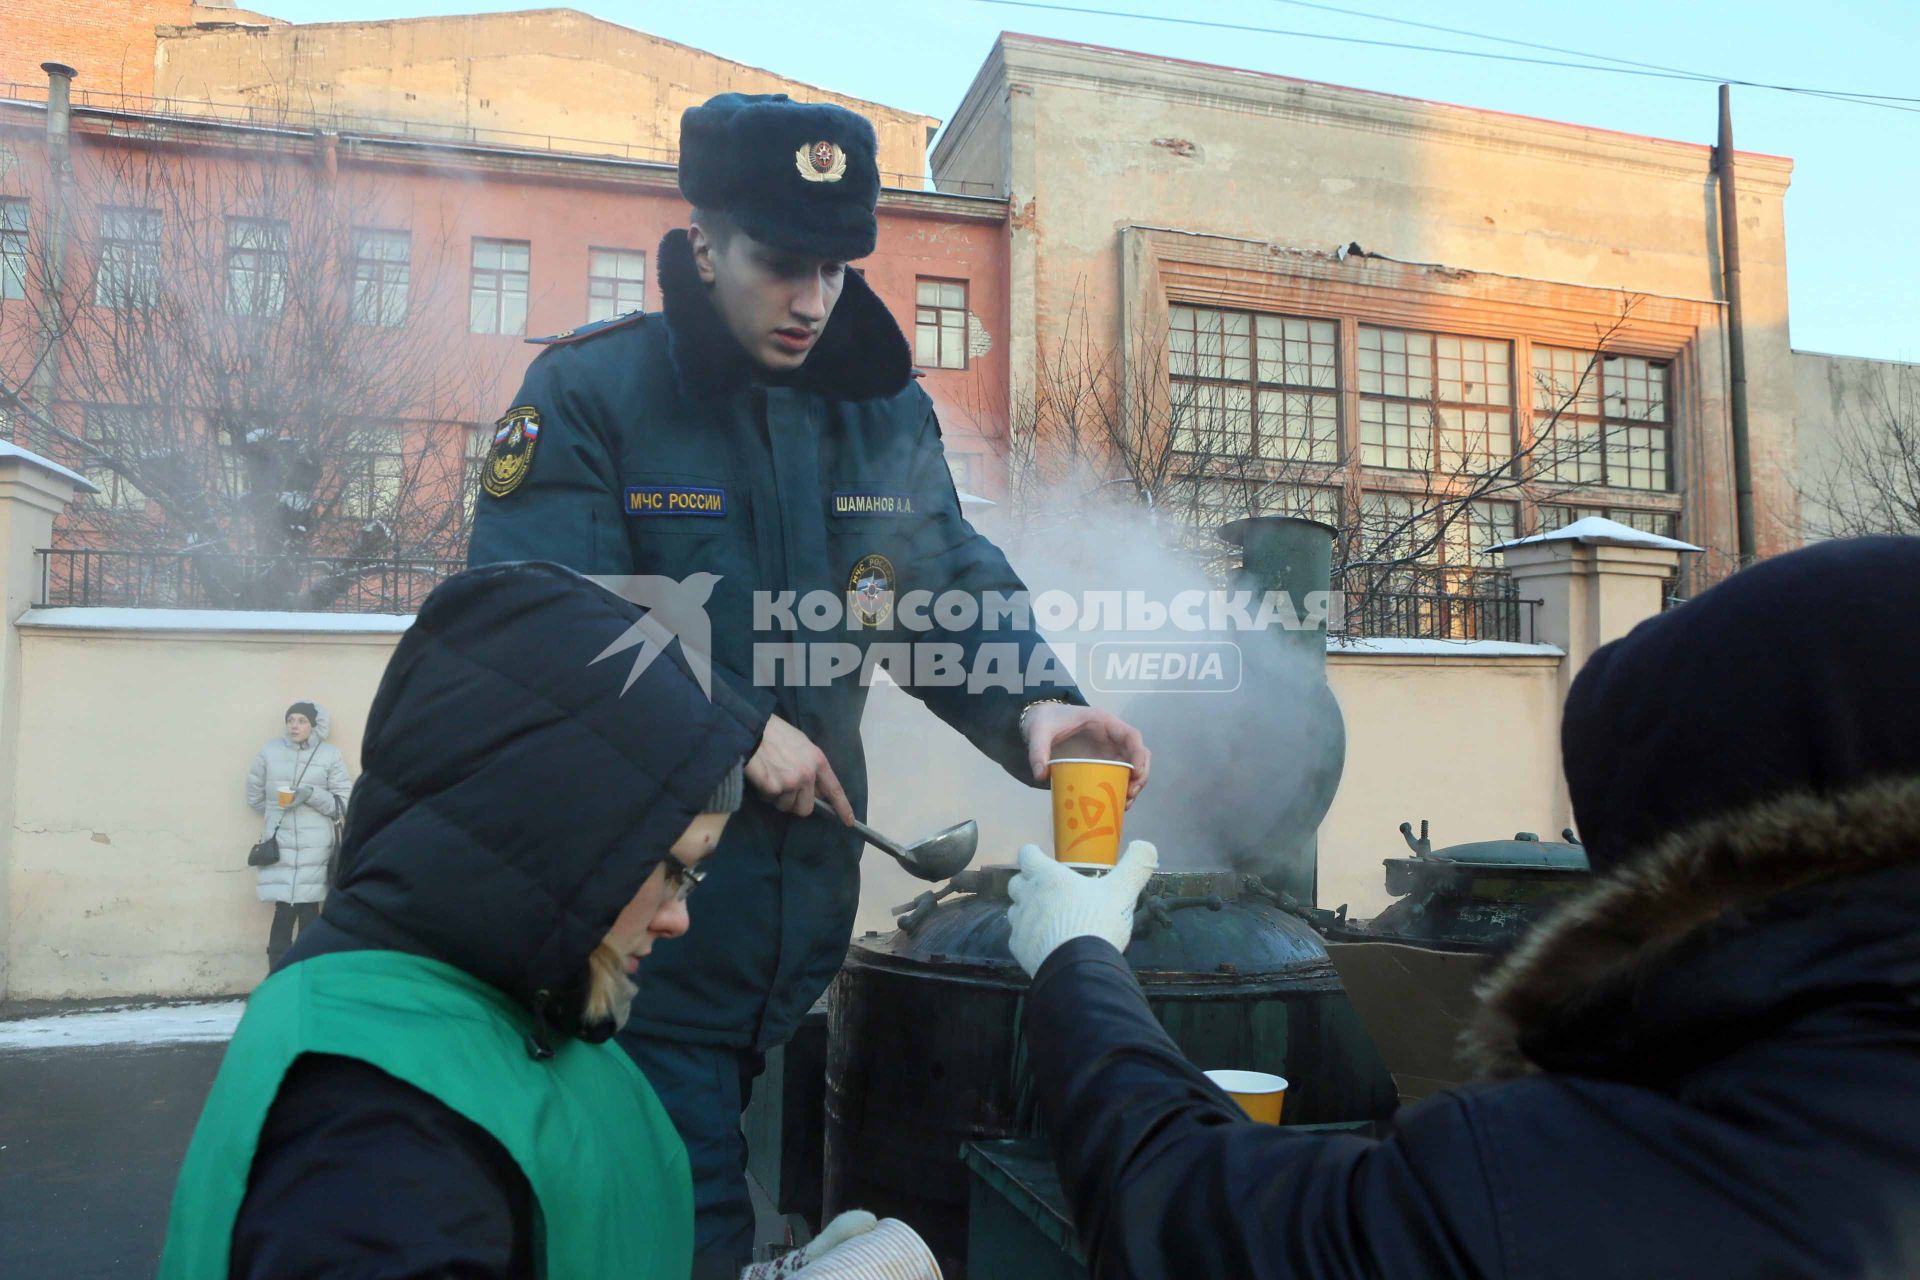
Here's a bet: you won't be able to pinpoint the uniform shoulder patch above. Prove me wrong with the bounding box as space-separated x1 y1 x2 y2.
525 310 647 348
482 405 541 499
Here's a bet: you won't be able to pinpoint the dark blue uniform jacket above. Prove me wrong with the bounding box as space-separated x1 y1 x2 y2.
1024 781 1920 1278
469 231 1081 1050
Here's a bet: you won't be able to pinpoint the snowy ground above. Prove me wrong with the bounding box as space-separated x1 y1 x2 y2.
0 1001 243 1053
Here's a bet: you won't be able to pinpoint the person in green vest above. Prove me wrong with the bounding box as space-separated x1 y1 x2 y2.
159 561 768 1280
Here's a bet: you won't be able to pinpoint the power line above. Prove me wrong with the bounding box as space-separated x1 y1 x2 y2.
965 0 1920 116
1258 0 1920 104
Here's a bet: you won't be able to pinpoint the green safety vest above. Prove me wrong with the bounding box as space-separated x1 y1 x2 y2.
158 949 691 1279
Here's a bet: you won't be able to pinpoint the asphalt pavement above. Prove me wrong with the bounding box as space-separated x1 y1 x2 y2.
1 1038 225 1278
0 1001 796 1278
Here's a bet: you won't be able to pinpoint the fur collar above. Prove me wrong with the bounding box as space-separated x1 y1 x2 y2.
655 228 913 403
1462 776 1920 1081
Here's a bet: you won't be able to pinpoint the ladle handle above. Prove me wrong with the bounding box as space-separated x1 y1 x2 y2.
819 809 908 861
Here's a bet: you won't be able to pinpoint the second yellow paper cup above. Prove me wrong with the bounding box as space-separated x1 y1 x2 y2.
1204 1069 1289 1124
1050 757 1132 866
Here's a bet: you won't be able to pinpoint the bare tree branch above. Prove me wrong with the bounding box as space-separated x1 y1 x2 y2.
1799 363 1920 539
0 123 489 608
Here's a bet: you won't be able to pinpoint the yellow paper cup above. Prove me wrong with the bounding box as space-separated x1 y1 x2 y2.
1050 757 1132 866
276 785 296 807
1205 1069 1288 1124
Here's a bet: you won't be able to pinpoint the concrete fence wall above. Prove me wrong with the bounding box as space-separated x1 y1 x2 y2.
9 613 403 997
0 445 1684 1000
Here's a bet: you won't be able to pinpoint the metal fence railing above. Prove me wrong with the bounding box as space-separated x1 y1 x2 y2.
1333 568 1538 644
35 548 465 614
35 548 1540 637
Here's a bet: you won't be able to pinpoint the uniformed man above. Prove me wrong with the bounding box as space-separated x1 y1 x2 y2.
468 92 1149 1276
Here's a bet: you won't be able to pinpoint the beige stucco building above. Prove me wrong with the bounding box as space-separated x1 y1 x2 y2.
935 35 1810 583
152 8 940 182
1792 350 1919 538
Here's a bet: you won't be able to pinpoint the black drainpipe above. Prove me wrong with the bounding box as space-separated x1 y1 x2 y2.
1715 84 1757 565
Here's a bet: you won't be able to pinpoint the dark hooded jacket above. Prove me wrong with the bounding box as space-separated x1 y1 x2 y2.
467 230 1082 1051
224 561 765 1278
1021 537 1920 1279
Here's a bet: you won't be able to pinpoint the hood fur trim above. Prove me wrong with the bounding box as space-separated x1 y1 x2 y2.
655 229 912 403
1462 775 1920 1080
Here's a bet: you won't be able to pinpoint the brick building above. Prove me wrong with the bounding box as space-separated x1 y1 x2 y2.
0 63 1008 576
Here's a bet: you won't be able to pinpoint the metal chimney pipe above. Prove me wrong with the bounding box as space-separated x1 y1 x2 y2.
40 62 76 154
29 63 80 445
1217 516 1346 905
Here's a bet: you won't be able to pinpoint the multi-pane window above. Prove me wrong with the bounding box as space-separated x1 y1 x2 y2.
83 406 153 509
588 248 646 322
341 427 406 520
96 206 162 308
1 198 26 300
1170 378 1253 458
1265 484 1342 526
1603 355 1670 491
946 452 978 496
1442 499 1518 566
1358 326 1512 473
226 217 289 317
216 438 248 500
463 425 491 527
1532 347 1671 491
470 238 529 335
916 279 968 370
351 229 410 328
1170 306 1338 463
1358 491 1435 564
1608 507 1677 537
1542 505 1678 538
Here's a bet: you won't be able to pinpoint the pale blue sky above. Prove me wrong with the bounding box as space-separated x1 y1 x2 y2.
257 0 1919 362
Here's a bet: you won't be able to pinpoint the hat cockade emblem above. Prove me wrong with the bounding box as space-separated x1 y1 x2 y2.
796 140 847 183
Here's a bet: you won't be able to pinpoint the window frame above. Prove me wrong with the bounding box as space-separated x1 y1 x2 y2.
587 246 646 323
462 424 492 529
351 227 411 329
1168 304 1341 465
225 216 290 318
81 404 155 510
915 277 970 371
0 197 26 301
469 237 530 336
95 205 162 309
1530 345 1674 493
339 425 408 522
1356 324 1515 475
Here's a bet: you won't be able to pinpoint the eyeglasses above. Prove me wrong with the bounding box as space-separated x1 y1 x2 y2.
663 856 707 903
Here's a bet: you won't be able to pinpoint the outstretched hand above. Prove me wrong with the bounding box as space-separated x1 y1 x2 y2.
1022 704 1150 805
1006 841 1159 977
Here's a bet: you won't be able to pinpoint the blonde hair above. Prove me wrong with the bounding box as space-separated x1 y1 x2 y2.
579 942 638 1037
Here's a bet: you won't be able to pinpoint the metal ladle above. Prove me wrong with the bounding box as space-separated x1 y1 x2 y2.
822 810 979 882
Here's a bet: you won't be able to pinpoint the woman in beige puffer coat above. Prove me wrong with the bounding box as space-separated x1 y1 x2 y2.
246 700 352 968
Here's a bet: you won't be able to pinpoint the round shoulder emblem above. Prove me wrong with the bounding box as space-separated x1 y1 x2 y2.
847 553 896 629
795 140 847 184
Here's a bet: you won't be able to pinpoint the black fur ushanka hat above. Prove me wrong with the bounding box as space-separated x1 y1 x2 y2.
678 92 882 261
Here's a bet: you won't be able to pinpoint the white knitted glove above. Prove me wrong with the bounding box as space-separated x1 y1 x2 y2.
740 1212 942 1280
1006 841 1158 977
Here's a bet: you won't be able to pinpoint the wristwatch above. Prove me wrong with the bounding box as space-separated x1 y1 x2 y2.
1018 697 1072 731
